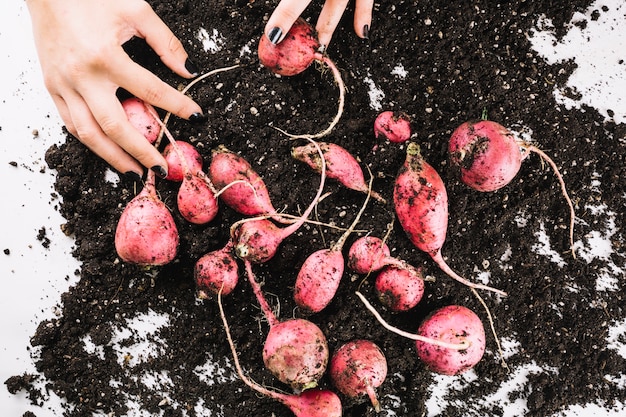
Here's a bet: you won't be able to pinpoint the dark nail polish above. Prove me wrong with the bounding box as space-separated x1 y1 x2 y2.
268 27 282 45
185 58 199 77
151 165 168 179
362 24 370 40
188 112 207 124
123 171 142 183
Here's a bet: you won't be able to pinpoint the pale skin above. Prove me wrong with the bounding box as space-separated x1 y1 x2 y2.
26 0 374 178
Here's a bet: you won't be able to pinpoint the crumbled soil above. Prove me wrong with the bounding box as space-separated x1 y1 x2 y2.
7 1 626 416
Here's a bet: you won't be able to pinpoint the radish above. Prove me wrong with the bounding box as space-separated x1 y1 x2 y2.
356 292 483 375
245 260 329 391
347 235 420 277
291 141 386 203
448 118 576 257
394 142 506 296
162 140 203 182
194 242 239 299
374 111 412 143
375 265 425 312
258 18 345 140
114 169 179 266
329 339 387 412
217 290 342 417
121 97 159 144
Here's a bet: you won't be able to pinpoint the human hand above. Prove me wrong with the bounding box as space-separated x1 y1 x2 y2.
26 0 205 179
264 0 374 48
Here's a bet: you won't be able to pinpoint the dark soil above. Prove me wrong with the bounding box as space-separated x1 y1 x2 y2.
7 1 626 416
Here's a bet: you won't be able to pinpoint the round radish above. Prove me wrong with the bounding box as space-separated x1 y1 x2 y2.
121 97 160 144
329 339 387 412
195 243 239 299
177 171 219 225
258 17 319 76
375 265 425 312
163 141 203 182
374 111 412 143
416 305 486 375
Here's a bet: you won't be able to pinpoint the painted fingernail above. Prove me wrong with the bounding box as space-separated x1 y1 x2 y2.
185 58 200 77
268 27 282 45
123 171 142 183
151 165 168 179
188 112 207 124
363 24 370 40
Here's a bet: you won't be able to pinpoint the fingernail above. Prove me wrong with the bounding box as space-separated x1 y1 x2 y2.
151 165 168 179
185 58 199 77
363 24 370 40
188 112 207 124
123 171 142 183
268 27 282 45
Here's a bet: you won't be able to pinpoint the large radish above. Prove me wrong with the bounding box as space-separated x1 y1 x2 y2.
393 143 506 296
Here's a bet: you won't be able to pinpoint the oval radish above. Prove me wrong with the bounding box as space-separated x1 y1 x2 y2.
329 339 387 412
195 242 239 299
114 170 179 266
122 97 160 144
375 265 425 312
163 141 203 182
374 111 412 143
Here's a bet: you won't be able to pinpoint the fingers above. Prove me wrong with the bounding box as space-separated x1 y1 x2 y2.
353 0 374 39
316 0 351 47
265 0 313 44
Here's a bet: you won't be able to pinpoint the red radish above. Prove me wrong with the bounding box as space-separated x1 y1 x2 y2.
374 111 412 143
394 142 506 296
217 290 342 417
416 305 486 375
292 142 386 203
258 18 345 140
114 169 179 266
329 339 387 412
375 265 425 312
448 118 576 257
162 141 203 182
347 235 420 277
356 292 483 375
194 242 239 299
121 97 159 144
245 260 329 391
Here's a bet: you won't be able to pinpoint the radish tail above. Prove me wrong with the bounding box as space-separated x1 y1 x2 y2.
430 250 507 296
245 260 279 327
365 383 381 412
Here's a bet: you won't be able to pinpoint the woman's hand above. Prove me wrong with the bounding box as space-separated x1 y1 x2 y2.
264 0 374 48
26 0 205 179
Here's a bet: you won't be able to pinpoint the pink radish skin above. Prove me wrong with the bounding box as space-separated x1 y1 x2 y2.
375 266 425 312
416 305 486 375
163 141 203 182
347 235 420 276
394 143 506 296
114 170 179 266
121 97 159 144
194 242 239 299
292 142 385 203
329 340 387 412
374 111 412 143
177 172 219 224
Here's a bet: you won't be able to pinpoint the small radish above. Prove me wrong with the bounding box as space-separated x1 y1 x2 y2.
448 118 576 257
347 235 420 277
258 18 345 140
162 141 203 182
217 290 342 417
245 260 329 391
329 339 387 412
114 169 179 266
194 242 239 299
292 141 386 203
375 265 425 312
121 97 160 144
394 142 506 296
374 111 412 143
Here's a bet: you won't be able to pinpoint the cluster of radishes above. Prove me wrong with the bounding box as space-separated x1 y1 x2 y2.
111 18 576 416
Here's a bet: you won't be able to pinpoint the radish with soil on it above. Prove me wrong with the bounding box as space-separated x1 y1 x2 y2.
394 142 506 297
292 141 386 203
448 117 576 257
114 169 179 266
375 265 425 312
217 289 342 417
374 111 412 143
329 339 387 412
258 17 345 140
356 292 485 375
121 97 160 144
162 140 203 182
194 241 239 299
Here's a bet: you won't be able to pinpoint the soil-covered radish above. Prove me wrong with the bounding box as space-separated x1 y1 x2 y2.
374 111 411 143
394 142 506 296
292 141 385 203
121 97 160 144
448 118 576 257
375 265 425 312
162 140 203 182
114 169 179 266
416 305 486 375
217 290 341 417
194 242 239 299
329 339 387 412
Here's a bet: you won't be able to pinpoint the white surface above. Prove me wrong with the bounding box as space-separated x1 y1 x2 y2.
1 1 625 416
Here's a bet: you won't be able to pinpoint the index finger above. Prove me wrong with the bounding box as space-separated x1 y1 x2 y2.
265 0 313 44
